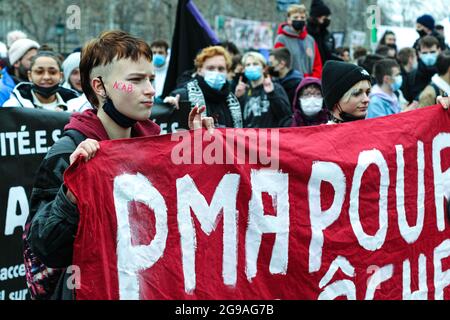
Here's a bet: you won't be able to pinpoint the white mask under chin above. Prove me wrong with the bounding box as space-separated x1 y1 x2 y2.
300 97 323 116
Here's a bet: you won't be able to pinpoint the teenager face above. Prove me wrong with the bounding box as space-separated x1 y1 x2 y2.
69 67 82 92
385 66 401 86
336 80 371 118
102 57 156 121
28 56 63 87
288 12 307 27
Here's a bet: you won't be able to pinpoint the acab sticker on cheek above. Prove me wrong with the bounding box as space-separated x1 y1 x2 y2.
113 81 134 93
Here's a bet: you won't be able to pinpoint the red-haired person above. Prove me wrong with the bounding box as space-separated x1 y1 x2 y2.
165 45 243 128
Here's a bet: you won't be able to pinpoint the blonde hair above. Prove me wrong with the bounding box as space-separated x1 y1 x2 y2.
339 80 371 104
287 4 307 17
194 46 232 71
241 51 267 67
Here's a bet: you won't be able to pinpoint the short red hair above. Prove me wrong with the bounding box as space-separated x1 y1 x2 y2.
194 46 232 71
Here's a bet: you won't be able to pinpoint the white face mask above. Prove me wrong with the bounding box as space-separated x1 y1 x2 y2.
300 97 323 116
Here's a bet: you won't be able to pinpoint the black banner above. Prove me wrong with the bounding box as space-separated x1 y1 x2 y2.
151 102 190 133
0 104 189 299
0 108 70 300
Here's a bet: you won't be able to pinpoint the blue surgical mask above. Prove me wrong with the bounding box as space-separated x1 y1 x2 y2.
203 71 227 91
420 52 438 67
391 75 403 92
153 54 166 67
244 65 263 81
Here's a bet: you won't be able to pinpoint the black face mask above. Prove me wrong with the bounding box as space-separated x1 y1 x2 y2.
336 104 366 122
98 77 137 128
339 111 365 122
417 29 427 37
32 83 60 98
321 18 331 29
292 20 306 32
267 66 280 78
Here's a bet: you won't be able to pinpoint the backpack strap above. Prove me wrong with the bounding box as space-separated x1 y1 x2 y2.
63 129 86 147
430 82 443 98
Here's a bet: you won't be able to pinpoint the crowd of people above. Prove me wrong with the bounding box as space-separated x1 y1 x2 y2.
0 0 448 301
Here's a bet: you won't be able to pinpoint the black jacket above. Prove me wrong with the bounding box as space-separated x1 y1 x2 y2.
411 59 437 101
307 20 337 63
239 82 292 128
400 66 418 103
170 76 242 128
277 69 303 107
25 130 84 300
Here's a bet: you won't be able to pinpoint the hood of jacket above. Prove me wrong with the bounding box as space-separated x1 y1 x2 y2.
369 84 398 103
64 109 161 141
277 22 308 40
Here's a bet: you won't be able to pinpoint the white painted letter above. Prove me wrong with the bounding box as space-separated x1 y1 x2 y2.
5 187 29 236
365 264 393 300
396 142 425 244
177 174 240 293
246 170 289 281
434 239 450 300
308 162 346 272
432 133 450 232
114 173 168 300
349 149 389 251
403 254 427 300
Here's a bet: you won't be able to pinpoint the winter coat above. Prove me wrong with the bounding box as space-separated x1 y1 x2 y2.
239 82 292 128
3 82 79 111
0 68 16 106
170 75 243 128
277 69 303 107
307 20 337 63
274 23 323 79
367 84 401 119
411 59 437 101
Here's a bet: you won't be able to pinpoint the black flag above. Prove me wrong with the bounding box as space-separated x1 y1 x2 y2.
161 0 219 98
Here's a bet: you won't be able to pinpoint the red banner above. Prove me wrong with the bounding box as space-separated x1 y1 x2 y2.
65 106 450 300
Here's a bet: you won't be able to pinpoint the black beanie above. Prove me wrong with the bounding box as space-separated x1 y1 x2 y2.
310 0 331 18
322 61 371 110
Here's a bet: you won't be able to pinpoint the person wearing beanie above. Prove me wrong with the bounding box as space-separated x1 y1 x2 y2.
274 4 323 79
6 30 27 48
0 38 39 106
62 52 82 93
3 51 79 111
307 0 338 63
291 77 328 127
321 60 372 124
322 60 450 124
61 51 94 112
413 14 447 51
